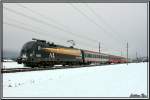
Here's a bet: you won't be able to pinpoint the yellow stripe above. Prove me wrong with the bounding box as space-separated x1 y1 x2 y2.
42 47 81 56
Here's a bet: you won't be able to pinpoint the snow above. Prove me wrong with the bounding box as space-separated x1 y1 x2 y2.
3 62 148 98
3 59 14 62
2 62 65 69
2 62 27 68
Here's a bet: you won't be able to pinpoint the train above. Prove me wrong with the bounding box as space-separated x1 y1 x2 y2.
17 38 127 67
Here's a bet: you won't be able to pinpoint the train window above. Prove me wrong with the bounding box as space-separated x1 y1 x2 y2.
104 56 105 59
103 56 105 59
87 54 89 58
88 54 90 58
36 54 41 57
33 50 35 55
106 56 108 59
30 53 33 57
84 54 86 57
38 46 41 50
90 54 92 58
22 54 27 58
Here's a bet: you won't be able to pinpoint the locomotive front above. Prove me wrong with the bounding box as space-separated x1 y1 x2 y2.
17 38 50 67
17 41 35 64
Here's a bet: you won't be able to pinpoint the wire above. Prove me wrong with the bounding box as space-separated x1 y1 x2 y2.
16 3 70 30
4 5 126 55
18 3 103 44
5 21 125 57
5 6 99 45
5 17 69 41
7 18 101 48
4 22 61 44
84 3 126 44
4 18 99 50
69 3 123 45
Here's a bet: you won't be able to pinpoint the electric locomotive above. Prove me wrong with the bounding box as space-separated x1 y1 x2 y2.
17 38 83 67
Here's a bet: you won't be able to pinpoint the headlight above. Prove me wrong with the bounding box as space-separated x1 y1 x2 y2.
22 54 27 58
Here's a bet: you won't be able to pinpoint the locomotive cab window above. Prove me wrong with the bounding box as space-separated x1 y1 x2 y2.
38 46 41 50
36 54 41 57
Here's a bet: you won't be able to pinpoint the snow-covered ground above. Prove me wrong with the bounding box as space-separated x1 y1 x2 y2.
2 62 27 68
3 62 148 98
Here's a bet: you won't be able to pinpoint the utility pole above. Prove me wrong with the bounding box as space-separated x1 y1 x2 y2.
136 51 138 62
127 42 128 65
99 42 101 54
99 42 101 64
121 50 122 56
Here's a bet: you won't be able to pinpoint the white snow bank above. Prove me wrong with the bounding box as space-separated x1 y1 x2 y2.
2 62 27 68
3 59 14 62
3 62 148 98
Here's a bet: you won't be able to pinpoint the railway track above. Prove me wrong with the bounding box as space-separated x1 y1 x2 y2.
1 66 72 73
1 63 122 73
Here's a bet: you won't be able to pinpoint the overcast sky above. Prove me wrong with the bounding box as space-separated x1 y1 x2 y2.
3 3 147 58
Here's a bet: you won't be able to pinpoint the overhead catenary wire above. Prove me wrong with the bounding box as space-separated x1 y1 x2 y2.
5 17 71 41
69 3 124 46
4 20 126 55
5 17 101 49
16 3 70 30
84 3 126 44
70 3 127 55
16 3 101 44
4 20 124 55
4 5 126 55
5 6 114 51
4 22 59 44
6 5 99 45
4 7 102 48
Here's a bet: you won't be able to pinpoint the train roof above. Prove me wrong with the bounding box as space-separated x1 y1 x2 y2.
32 38 126 59
82 49 126 58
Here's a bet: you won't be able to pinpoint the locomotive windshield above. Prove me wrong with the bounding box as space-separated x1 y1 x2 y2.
22 41 35 51
20 41 36 56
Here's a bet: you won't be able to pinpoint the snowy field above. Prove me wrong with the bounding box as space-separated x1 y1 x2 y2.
2 61 27 68
3 62 148 98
